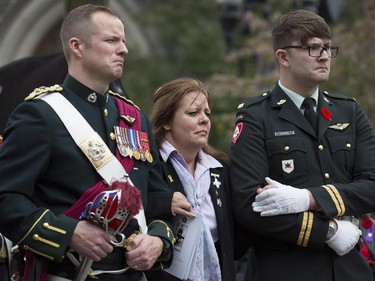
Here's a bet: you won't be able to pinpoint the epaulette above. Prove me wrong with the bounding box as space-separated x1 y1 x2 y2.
322 90 356 102
237 91 270 109
108 90 140 111
25 85 63 101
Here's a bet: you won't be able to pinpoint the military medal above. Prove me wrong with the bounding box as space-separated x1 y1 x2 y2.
114 126 128 157
135 130 146 162
146 152 153 163
128 129 140 160
140 132 153 163
123 129 133 158
217 199 222 207
133 150 141 160
211 173 222 207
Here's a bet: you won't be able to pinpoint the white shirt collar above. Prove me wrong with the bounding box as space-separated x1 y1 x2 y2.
278 81 319 111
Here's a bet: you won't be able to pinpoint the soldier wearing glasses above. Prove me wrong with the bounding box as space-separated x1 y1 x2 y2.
230 9 375 281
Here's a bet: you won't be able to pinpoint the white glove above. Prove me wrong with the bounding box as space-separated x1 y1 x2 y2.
326 220 361 256
252 177 310 216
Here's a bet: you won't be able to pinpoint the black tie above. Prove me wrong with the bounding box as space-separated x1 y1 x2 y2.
302 98 317 132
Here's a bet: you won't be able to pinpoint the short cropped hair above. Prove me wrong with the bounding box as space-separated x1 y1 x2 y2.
272 10 331 52
60 4 120 61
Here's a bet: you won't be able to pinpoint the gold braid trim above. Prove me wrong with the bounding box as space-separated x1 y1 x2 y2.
108 90 140 111
25 85 63 100
17 209 50 245
148 220 176 245
22 246 54 261
297 211 314 247
323 184 345 216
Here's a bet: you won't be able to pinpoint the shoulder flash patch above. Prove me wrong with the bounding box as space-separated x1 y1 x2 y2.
25 85 63 101
322 91 356 102
109 90 140 111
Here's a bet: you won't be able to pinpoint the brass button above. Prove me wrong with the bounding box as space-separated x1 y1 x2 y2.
284 146 290 152
33 234 39 241
346 143 352 149
324 173 330 179
262 92 268 97
110 132 116 141
318 145 324 151
104 108 109 117
43 222 49 228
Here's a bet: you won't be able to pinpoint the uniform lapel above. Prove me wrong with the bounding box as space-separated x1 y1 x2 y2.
208 169 224 225
270 86 317 137
317 92 334 140
161 158 185 193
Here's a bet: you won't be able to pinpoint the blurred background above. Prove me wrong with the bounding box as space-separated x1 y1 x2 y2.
0 0 374 153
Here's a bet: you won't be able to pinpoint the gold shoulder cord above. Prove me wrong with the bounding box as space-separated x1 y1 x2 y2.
108 90 140 111
25 85 63 101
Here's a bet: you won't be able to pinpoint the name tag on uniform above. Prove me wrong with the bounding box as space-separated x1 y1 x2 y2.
274 131 295 136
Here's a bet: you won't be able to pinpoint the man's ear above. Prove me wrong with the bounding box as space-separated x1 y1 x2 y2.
275 49 290 67
68 37 83 58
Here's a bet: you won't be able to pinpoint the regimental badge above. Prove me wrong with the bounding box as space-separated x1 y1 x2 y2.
328 123 350 131
277 99 287 105
79 132 113 170
88 140 106 161
282 159 294 174
87 93 97 103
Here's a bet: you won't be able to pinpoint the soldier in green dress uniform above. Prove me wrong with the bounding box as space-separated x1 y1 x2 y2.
230 9 375 281
0 4 174 281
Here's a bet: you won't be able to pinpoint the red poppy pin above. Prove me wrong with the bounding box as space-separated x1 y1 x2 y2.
321 108 331 121
362 216 374 229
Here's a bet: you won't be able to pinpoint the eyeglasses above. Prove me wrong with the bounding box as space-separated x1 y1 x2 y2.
282 45 339 58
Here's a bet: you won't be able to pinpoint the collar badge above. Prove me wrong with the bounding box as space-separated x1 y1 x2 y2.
88 93 97 103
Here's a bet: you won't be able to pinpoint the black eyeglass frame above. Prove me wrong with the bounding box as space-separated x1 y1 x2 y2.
282 45 339 58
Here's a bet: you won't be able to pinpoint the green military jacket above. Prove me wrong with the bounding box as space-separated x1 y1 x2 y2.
230 84 375 281
0 75 174 279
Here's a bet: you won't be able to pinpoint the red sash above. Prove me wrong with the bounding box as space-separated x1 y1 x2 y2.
63 97 141 219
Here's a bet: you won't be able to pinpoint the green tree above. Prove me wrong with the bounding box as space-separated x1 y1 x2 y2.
122 0 374 153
